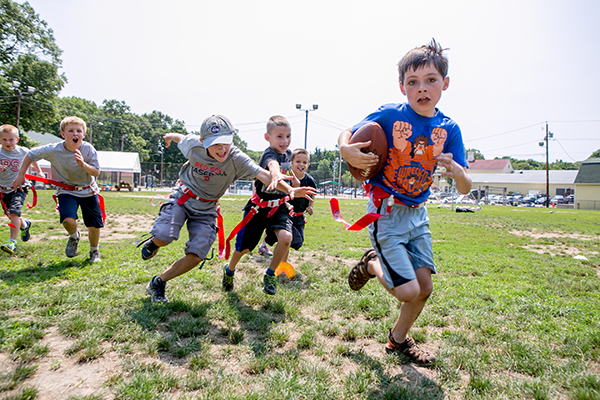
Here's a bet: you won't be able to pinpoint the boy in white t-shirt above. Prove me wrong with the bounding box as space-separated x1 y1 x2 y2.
0 124 43 254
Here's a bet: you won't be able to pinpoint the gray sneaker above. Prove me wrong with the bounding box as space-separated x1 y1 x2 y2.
65 233 80 258
263 273 277 295
89 249 101 263
146 275 168 302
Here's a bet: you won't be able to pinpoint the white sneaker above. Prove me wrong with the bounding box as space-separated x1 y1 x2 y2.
258 242 272 257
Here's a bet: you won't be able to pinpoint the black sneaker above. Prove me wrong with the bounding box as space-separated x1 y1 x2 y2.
21 220 31 242
146 275 168 302
65 233 80 258
222 266 234 292
263 273 277 295
141 239 159 260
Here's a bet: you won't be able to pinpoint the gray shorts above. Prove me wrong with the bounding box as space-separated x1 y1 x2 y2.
150 194 218 259
367 197 436 288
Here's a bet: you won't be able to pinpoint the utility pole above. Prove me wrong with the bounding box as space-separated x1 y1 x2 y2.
545 122 549 208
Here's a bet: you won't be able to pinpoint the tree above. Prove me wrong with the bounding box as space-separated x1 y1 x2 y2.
0 0 62 65
0 0 66 130
590 149 600 159
465 148 485 160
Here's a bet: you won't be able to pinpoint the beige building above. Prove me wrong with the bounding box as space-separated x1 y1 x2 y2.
468 170 577 197
574 158 600 210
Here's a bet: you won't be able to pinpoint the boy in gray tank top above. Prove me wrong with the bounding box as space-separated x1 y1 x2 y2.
0 124 43 255
13 116 104 262
142 115 316 303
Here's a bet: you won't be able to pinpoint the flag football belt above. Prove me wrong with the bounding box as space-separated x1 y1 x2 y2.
176 182 219 206
24 174 106 224
219 192 290 260
329 184 423 231
289 209 304 217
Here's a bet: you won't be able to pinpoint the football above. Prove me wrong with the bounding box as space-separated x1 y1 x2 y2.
346 122 388 181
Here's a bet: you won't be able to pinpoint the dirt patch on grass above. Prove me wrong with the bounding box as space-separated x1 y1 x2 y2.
509 229 595 241
1 326 119 400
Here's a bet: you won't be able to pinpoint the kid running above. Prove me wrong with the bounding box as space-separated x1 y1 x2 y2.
0 124 43 254
12 116 104 262
338 39 472 365
286 148 316 253
142 115 315 303
224 115 298 296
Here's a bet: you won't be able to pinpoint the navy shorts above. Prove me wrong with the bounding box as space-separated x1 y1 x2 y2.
235 203 292 252
290 215 306 250
1 188 28 216
58 193 104 228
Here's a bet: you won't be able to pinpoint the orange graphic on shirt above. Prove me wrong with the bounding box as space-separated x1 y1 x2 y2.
381 121 442 197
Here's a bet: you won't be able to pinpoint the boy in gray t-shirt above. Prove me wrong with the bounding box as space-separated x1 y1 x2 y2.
142 115 316 303
0 124 43 255
13 116 103 262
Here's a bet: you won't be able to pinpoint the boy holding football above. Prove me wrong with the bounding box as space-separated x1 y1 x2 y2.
338 39 471 365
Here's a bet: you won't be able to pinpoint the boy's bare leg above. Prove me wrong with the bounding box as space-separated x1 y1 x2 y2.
227 249 249 272
62 217 78 235
87 227 101 247
8 214 20 241
160 253 202 282
367 259 433 343
268 229 292 272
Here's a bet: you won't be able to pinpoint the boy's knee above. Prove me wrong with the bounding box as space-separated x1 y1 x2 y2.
277 230 292 246
185 253 202 265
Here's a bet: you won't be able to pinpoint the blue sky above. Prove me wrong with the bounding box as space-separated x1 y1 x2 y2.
25 0 600 162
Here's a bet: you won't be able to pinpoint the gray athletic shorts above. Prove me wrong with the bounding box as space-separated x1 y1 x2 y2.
367 197 436 288
150 195 218 259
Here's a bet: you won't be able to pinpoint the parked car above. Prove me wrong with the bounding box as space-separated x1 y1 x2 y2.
534 197 548 205
564 194 575 204
550 195 565 205
521 195 537 205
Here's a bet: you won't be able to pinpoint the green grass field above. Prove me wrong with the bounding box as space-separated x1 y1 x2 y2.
0 190 599 400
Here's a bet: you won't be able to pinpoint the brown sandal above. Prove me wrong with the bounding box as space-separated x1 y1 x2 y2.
348 248 377 291
385 330 436 365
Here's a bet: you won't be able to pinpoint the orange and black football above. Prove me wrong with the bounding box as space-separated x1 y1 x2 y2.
346 122 388 181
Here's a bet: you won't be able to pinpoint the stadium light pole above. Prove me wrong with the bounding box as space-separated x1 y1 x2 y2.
11 81 36 131
295 104 318 149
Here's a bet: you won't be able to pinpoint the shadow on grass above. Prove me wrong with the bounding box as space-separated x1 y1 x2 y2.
346 350 445 400
0 259 90 284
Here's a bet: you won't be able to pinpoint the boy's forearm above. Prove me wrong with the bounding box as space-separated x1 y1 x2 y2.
455 168 472 194
17 155 33 179
81 162 100 177
338 129 353 159
31 161 43 175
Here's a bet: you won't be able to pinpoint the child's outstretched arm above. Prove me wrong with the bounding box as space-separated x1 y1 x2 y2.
437 153 472 194
256 169 316 200
266 159 292 191
163 133 185 148
338 128 379 170
12 154 33 190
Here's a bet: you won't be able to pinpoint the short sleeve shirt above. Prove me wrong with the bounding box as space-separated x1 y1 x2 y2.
288 173 317 213
28 141 100 197
353 103 467 206
254 147 292 201
176 134 262 213
0 145 29 193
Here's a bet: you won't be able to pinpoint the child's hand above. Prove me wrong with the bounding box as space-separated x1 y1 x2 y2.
0 165 6 172
289 186 317 200
163 134 173 148
75 149 84 168
436 153 461 178
340 141 379 170
306 205 314 215
267 171 292 191
11 176 25 191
